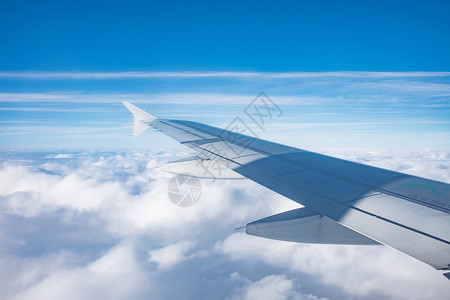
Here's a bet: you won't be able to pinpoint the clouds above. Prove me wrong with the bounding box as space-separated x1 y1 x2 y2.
0 71 449 80
1 242 152 300
0 150 279 241
0 160 126 216
1 70 449 149
229 274 326 300
0 149 449 300
148 240 198 270
216 233 450 300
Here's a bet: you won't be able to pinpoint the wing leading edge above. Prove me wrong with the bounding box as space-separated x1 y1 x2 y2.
122 102 450 276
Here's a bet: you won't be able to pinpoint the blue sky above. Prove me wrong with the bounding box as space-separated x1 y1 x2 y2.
1 0 450 71
0 0 449 150
0 71 449 150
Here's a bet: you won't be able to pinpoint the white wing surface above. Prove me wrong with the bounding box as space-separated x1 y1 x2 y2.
122 101 450 276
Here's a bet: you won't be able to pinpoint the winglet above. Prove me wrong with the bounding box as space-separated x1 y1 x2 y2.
122 101 158 137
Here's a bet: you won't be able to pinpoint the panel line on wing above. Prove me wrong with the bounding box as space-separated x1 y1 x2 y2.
246 165 450 247
271 153 450 214
347 202 450 246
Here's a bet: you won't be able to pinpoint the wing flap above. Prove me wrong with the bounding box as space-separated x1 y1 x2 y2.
246 207 379 245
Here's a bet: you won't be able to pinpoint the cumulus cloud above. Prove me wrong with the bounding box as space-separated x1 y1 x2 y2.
53 154 72 159
148 240 197 270
229 274 327 300
0 149 449 299
0 161 126 215
2 242 152 300
216 233 450 300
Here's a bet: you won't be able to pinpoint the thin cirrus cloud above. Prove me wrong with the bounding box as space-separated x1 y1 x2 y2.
0 70 450 80
0 92 444 106
0 92 337 105
0 70 449 149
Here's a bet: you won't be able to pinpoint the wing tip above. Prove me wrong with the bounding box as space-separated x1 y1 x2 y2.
122 101 157 137
121 101 158 122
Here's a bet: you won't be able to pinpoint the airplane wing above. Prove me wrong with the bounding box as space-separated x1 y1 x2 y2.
122 101 450 278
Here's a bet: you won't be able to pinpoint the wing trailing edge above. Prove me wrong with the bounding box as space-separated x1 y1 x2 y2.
161 156 245 179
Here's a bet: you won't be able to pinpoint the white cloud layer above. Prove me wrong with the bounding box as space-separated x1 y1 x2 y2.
0 149 449 299
216 233 449 300
148 240 197 270
0 242 152 300
229 274 326 300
